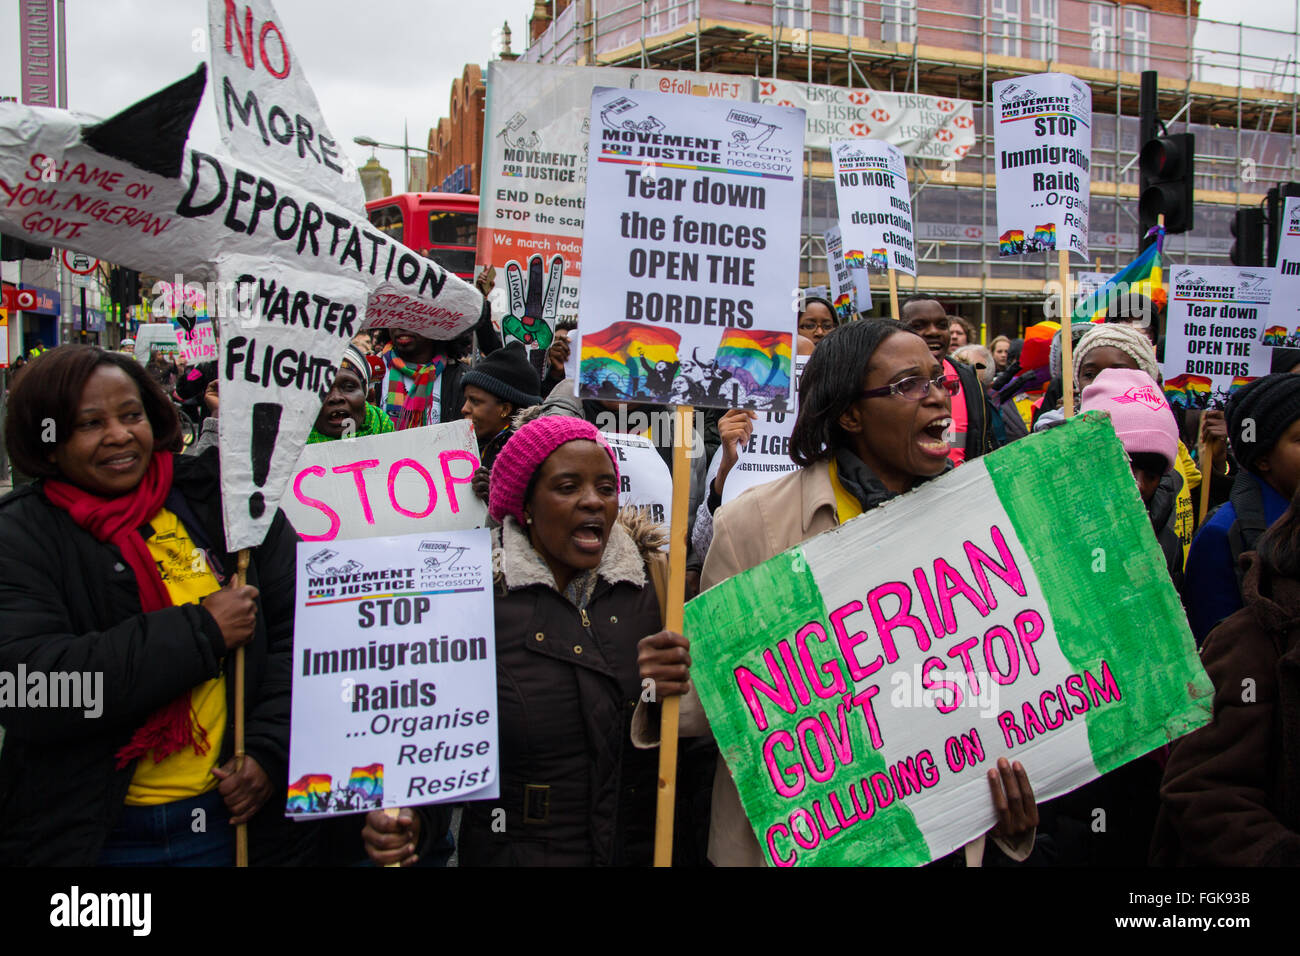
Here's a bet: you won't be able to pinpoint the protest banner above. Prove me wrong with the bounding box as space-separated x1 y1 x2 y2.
706 356 809 505
287 528 498 817
992 73 1092 413
1267 196 1300 348
757 80 975 160
601 431 673 534
478 62 754 345
177 320 217 362
823 227 858 323
685 414 1212 866
576 87 804 412
831 139 915 318
207 0 366 213
1163 264 1272 409
284 419 486 542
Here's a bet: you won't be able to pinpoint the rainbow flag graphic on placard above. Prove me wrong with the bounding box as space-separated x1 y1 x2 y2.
685 414 1211 867
869 248 889 271
999 229 1026 255
1163 373 1213 409
1033 223 1056 248
714 328 792 402
287 774 331 813
347 763 384 802
579 322 682 400
1265 325 1289 346
1227 376 1256 397
844 249 866 268
1071 239 1164 325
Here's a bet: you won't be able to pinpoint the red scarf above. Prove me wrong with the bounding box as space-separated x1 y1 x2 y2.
44 451 211 769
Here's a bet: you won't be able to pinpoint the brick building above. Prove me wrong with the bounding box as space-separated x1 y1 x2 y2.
426 64 487 195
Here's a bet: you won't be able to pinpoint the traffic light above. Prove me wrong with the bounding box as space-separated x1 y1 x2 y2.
0 234 53 261
109 267 140 308
1230 207 1266 266
1139 132 1195 238
1264 183 1300 267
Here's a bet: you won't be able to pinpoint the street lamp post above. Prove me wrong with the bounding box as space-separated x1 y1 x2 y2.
354 121 438 192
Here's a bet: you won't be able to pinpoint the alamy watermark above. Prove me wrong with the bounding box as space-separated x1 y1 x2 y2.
0 665 103 718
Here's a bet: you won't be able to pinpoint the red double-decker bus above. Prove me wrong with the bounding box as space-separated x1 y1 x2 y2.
364 192 478 279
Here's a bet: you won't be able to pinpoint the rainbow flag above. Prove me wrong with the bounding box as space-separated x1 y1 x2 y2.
1265 325 1288 346
714 329 792 403
1033 223 1056 248
869 248 889 271
1071 230 1165 325
579 322 681 399
287 773 331 813
844 249 866 268
999 230 1025 255
347 763 384 801
1163 373 1213 409
1227 376 1255 396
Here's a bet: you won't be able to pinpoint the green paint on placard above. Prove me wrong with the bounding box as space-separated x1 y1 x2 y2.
983 413 1213 773
685 546 928 867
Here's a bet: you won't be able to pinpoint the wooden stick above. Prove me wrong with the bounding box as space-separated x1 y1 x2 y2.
1198 436 1215 527
385 806 402 868
887 267 900 321
1059 248 1075 418
235 548 250 868
653 404 693 867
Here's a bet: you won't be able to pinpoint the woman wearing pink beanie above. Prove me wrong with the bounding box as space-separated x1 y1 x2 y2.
361 416 693 866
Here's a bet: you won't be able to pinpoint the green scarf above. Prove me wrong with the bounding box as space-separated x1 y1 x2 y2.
307 403 395 444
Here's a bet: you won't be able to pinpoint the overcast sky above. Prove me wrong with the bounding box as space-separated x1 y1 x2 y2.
2 0 1298 178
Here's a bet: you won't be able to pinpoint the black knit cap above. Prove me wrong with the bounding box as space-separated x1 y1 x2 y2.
462 341 543 409
1227 372 1300 473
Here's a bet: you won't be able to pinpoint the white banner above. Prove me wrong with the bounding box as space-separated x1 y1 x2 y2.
992 73 1092 260
576 88 805 412
831 139 916 276
287 528 498 817
133 323 182 361
707 356 809 504
602 430 672 534
177 320 217 363
758 79 976 159
823 227 857 322
1268 196 1300 348
208 0 365 213
1162 265 1272 408
478 62 754 342
284 420 486 542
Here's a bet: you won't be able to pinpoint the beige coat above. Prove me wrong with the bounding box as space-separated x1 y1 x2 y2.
635 460 1033 866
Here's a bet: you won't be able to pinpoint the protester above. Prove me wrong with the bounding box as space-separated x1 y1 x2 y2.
797 295 838 349
380 328 470 430
989 335 1011 373
666 320 1038 867
461 341 543 469
901 296 998 463
1030 323 1092 432
146 349 177 392
307 343 394 444
360 416 692 866
1153 482 1300 865
1073 323 1199 564
0 345 310 865
1183 373 1300 644
948 315 976 350
120 337 135 356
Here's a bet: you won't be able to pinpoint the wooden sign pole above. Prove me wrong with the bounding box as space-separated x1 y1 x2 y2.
887 268 901 321
653 404 694 867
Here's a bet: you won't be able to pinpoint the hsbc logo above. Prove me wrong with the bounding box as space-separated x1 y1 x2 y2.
935 129 953 142
848 90 870 105
778 99 795 107
871 108 890 122
953 115 973 129
850 122 871 136
936 99 955 111
759 80 776 97
953 144 971 157
964 226 982 239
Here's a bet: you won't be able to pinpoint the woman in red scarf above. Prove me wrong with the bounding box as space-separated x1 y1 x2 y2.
0 346 310 866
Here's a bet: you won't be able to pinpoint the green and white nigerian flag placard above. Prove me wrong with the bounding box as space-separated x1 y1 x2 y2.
685 413 1212 866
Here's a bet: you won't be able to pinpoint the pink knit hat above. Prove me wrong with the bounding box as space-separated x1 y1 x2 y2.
488 416 620 524
1080 367 1177 473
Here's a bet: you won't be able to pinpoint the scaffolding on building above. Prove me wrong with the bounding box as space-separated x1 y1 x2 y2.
521 0 1300 332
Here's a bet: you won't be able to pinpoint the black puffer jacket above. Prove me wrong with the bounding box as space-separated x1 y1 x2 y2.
455 510 666 866
0 449 311 865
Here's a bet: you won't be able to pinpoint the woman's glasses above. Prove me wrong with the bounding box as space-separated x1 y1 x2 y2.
859 373 960 402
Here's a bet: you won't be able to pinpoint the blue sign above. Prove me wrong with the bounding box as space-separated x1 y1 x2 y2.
19 284 60 315
439 164 472 194
76 306 105 332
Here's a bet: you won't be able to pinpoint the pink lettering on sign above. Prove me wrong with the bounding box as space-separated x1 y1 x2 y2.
439 450 477 514
292 465 340 542
387 458 437 519
331 459 380 524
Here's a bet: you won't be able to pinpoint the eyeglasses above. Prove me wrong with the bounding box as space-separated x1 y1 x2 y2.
799 320 836 332
859 373 960 402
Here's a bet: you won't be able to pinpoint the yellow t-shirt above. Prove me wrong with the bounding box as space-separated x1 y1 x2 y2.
827 459 864 524
125 507 227 806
